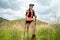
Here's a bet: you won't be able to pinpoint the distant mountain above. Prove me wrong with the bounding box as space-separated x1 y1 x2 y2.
0 17 9 23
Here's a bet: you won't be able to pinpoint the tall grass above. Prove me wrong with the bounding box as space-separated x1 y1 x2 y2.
0 29 23 40
0 24 60 40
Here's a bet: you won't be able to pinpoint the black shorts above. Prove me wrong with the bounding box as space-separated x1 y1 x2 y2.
26 21 33 24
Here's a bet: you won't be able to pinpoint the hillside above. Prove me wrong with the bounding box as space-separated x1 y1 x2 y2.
0 18 48 30
0 18 60 40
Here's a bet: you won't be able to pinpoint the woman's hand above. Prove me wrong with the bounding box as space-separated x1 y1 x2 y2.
35 15 37 18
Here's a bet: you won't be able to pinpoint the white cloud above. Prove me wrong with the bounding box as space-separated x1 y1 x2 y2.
0 0 60 23
0 8 24 20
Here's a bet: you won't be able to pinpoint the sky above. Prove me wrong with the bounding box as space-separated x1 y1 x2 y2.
0 0 60 23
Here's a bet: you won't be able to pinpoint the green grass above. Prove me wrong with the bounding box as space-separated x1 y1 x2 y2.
0 24 60 40
0 29 23 40
0 18 60 40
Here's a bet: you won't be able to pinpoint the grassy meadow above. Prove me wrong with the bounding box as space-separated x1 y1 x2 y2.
0 18 60 40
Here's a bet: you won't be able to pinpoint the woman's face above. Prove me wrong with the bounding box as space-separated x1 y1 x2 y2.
29 6 33 9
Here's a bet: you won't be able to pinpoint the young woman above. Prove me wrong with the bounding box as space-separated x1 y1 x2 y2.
25 4 37 38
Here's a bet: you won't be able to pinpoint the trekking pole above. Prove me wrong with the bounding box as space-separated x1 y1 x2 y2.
32 16 36 39
23 17 27 40
34 16 36 37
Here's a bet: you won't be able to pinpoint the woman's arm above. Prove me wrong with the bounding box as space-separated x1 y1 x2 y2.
25 10 29 16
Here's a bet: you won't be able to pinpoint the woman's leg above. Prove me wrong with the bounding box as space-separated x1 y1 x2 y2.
25 23 30 39
26 23 30 32
31 21 36 38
